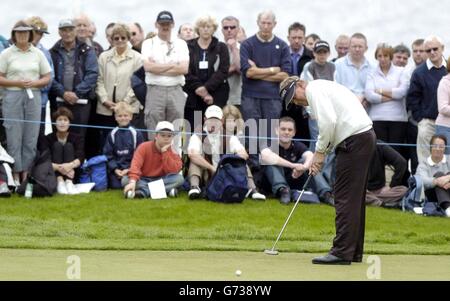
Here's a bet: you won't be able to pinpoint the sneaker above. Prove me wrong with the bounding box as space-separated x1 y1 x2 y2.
13 179 20 193
168 188 178 198
188 186 201 199
445 207 450 218
57 181 68 195
0 182 11 197
278 187 291 205
65 180 79 195
134 190 146 199
246 188 266 200
124 190 135 199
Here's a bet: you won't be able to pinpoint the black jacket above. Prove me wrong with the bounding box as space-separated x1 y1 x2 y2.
294 47 314 76
184 37 230 109
368 141 407 191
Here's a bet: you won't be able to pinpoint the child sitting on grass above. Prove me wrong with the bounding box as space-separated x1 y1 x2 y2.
103 102 144 189
40 107 84 195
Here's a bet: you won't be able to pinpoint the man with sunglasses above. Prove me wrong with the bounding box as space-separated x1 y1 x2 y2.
129 23 145 53
407 36 448 165
141 11 189 140
221 16 241 108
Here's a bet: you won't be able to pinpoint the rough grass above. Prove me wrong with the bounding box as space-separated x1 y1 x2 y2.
0 191 449 254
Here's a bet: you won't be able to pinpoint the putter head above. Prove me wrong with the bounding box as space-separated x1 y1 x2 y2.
264 249 279 256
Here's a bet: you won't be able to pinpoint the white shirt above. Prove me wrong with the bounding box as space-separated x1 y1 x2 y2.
364 64 409 122
187 132 245 168
141 35 189 86
305 80 373 154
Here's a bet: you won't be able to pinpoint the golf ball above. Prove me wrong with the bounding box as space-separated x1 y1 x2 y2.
235 270 241 276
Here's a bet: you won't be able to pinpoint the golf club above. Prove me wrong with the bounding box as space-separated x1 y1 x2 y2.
264 174 313 256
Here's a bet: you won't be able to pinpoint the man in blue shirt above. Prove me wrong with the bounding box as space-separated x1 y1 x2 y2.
240 10 291 162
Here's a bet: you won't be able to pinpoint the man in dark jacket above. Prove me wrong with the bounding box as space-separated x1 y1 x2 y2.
282 22 314 145
366 141 408 207
49 19 98 142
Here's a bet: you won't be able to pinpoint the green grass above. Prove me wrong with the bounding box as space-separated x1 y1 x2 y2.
0 191 449 254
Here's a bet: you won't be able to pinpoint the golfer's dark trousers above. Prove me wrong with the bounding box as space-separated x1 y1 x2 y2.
330 129 376 262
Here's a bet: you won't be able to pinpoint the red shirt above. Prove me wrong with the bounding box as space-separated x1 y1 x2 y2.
128 141 182 181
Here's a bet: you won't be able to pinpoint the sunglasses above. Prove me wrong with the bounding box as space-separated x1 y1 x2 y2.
425 47 440 53
223 26 237 30
113 36 127 41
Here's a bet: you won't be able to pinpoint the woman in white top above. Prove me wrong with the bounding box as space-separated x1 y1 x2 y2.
416 134 450 217
365 43 409 153
95 23 143 146
0 21 51 185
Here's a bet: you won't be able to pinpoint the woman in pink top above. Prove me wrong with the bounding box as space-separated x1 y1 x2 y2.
436 57 450 154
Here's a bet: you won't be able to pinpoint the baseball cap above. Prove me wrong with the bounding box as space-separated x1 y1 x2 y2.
156 11 174 23
58 19 75 29
155 121 175 132
314 40 330 53
204 105 223 120
279 76 300 111
12 25 33 32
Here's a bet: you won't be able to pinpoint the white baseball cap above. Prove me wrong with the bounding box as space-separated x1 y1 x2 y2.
155 121 174 132
204 105 223 120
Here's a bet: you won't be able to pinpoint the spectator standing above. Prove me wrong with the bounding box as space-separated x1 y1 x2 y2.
0 21 51 185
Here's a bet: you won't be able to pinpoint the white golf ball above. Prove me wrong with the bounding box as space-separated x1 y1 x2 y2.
235 270 241 276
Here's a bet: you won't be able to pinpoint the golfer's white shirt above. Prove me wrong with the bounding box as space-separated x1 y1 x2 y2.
305 79 373 154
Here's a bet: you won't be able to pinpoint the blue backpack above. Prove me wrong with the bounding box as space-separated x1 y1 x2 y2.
401 175 424 211
206 155 248 203
79 155 108 191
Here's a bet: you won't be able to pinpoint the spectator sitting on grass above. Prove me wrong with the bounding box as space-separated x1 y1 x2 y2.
260 116 314 205
123 121 183 199
103 102 144 189
39 106 84 195
416 134 450 217
187 105 259 200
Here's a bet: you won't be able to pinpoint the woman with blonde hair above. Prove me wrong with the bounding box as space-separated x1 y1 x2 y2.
96 23 143 148
222 104 265 200
184 15 230 131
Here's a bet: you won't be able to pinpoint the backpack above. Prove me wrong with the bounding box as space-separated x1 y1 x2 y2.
79 155 108 191
17 149 57 197
422 201 446 217
206 154 248 203
401 175 424 211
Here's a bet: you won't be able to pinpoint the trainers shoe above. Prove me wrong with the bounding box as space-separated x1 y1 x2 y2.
246 188 266 200
57 181 68 195
168 188 178 198
134 190 146 199
323 192 335 206
278 187 291 205
445 207 450 218
124 190 135 199
65 180 79 195
0 182 11 197
188 186 201 199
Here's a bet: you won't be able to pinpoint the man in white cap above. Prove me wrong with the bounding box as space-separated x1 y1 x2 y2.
123 120 184 198
186 105 265 199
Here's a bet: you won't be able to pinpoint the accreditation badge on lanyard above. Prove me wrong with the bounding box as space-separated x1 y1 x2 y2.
199 51 208 69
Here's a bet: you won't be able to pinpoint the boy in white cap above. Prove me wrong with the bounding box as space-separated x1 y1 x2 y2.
123 120 183 198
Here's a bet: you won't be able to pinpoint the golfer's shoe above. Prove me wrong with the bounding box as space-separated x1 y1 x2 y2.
168 188 178 198
278 187 291 205
246 188 266 200
312 254 351 265
188 186 201 199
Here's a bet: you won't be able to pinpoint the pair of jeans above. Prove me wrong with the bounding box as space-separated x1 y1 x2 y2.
124 173 184 198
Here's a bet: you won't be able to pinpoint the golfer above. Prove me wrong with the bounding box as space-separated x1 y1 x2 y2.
280 77 376 265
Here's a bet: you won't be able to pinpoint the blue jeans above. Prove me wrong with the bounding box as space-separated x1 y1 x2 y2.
264 165 307 195
435 125 450 155
308 118 319 152
124 173 184 198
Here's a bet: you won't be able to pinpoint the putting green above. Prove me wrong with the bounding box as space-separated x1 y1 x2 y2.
1 249 449 280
